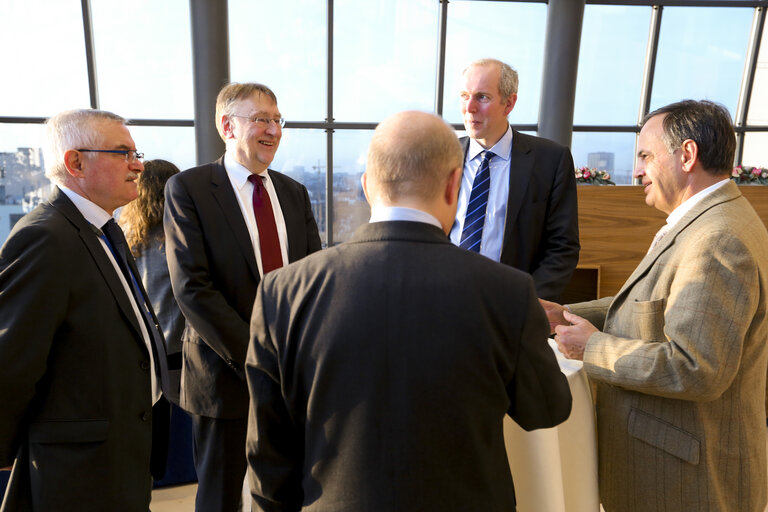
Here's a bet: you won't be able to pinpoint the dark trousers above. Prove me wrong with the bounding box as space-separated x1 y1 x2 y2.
191 414 249 512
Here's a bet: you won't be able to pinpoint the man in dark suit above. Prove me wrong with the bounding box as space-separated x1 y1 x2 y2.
165 82 321 511
245 110 572 511
451 58 580 301
0 109 170 511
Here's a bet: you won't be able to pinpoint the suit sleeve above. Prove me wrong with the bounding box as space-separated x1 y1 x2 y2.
507 276 572 430
300 184 321 255
0 224 68 465
164 176 250 375
582 229 759 401
246 283 304 512
532 146 580 301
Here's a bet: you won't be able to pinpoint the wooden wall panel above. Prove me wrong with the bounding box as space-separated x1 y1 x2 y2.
575 185 768 298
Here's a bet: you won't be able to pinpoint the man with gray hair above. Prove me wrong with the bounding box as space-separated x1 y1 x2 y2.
164 82 321 511
245 110 572 511
0 109 170 510
544 100 768 511
452 58 579 301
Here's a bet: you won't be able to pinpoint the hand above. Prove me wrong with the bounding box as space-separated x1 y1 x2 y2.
538 298 569 334
553 310 599 361
0 466 11 471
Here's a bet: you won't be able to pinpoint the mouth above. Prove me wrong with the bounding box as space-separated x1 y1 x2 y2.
126 172 139 181
259 140 276 148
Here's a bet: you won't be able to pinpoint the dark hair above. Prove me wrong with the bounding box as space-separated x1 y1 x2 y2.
119 159 180 257
643 100 735 176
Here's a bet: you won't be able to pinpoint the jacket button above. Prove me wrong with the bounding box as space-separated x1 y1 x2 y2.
141 411 151 422
140 360 151 370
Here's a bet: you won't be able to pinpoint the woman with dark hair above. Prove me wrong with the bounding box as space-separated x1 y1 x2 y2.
119 159 183 404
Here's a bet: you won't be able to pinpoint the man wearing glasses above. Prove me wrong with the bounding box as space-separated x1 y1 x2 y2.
164 82 321 512
0 109 170 510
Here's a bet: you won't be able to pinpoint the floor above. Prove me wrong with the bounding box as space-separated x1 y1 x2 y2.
151 483 197 511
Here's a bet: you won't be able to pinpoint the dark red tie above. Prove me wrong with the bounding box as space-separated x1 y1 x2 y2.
248 174 283 274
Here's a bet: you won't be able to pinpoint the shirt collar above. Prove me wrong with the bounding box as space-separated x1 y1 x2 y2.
666 177 730 228
369 205 442 230
224 151 269 189
57 184 114 229
468 125 513 162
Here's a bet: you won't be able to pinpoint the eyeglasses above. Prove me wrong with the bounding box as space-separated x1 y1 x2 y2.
230 115 286 128
77 149 144 163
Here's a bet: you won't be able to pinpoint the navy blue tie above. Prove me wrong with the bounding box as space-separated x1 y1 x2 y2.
460 150 494 252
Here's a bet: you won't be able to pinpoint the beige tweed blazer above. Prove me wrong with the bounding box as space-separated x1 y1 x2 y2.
571 181 768 512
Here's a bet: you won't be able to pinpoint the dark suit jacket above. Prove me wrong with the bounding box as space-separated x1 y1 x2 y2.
0 187 168 511
246 221 572 512
460 129 580 301
164 156 321 418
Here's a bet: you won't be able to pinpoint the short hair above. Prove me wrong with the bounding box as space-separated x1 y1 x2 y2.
44 109 126 185
119 159 180 257
464 58 519 99
643 100 736 176
367 111 463 201
215 82 278 140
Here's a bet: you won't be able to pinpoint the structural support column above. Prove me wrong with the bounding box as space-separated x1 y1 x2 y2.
537 0 585 148
189 0 229 165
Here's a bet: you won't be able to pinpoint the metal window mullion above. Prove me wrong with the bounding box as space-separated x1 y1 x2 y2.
326 0 334 246
434 0 449 116
81 0 99 109
735 6 766 165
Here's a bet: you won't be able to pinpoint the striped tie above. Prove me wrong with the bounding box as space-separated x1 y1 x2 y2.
459 150 494 252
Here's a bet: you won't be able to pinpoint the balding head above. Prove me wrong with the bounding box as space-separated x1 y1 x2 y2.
366 111 463 203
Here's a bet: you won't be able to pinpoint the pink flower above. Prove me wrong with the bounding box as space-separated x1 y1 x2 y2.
732 167 741 176
603 172 611 180
752 167 762 176
583 170 592 179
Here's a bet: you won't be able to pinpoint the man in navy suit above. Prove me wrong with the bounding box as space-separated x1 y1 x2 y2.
164 82 321 512
451 58 580 301
0 109 169 511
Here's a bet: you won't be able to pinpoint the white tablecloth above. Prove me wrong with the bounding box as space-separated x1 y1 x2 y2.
504 339 600 512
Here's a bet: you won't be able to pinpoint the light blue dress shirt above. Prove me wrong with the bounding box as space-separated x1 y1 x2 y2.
450 126 513 262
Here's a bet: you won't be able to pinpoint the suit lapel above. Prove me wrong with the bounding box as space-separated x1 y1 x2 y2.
209 158 261 280
611 181 742 304
48 190 145 342
501 130 535 249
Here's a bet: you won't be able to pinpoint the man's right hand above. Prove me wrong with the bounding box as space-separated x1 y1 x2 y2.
538 298 569 334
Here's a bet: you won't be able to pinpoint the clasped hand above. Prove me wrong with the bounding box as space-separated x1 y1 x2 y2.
538 299 598 361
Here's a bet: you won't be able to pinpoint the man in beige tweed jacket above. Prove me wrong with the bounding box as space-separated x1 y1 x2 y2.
544 100 768 511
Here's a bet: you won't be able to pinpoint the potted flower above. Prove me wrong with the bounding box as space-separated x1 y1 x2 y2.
731 166 768 185
575 166 615 185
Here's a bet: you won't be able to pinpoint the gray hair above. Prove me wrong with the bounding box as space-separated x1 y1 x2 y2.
643 100 736 176
44 109 126 185
464 58 519 99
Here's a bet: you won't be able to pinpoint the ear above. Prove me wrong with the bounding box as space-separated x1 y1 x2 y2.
221 115 235 139
63 149 85 178
361 172 372 206
444 167 463 206
680 139 698 173
504 94 518 116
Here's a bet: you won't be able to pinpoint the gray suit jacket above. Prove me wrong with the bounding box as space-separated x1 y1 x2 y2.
0 187 167 511
246 221 572 511
570 181 768 511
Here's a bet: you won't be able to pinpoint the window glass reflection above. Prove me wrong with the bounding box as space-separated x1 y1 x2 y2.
570 132 637 185
443 1 547 125
230 0 326 122
332 131 373 244
270 129 328 245
128 126 196 172
334 0 438 121
742 132 768 169
90 0 193 119
0 0 90 116
651 7 752 116
574 5 649 125
747 18 768 125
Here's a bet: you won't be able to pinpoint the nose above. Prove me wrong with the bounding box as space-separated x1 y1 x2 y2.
632 166 644 180
131 159 144 172
266 120 280 136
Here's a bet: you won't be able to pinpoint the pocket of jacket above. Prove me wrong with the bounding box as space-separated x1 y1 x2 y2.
28 419 109 444
628 408 700 464
630 298 666 342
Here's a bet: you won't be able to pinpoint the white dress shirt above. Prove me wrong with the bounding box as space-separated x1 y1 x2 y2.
369 205 443 229
224 153 289 277
450 126 513 261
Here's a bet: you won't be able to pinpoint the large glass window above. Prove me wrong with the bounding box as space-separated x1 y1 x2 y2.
90 0 193 119
571 132 637 185
651 7 753 117
746 15 768 126
574 5 650 126
742 132 768 169
129 126 196 171
334 0 438 121
0 0 91 115
332 130 372 243
443 1 547 125
229 0 327 121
